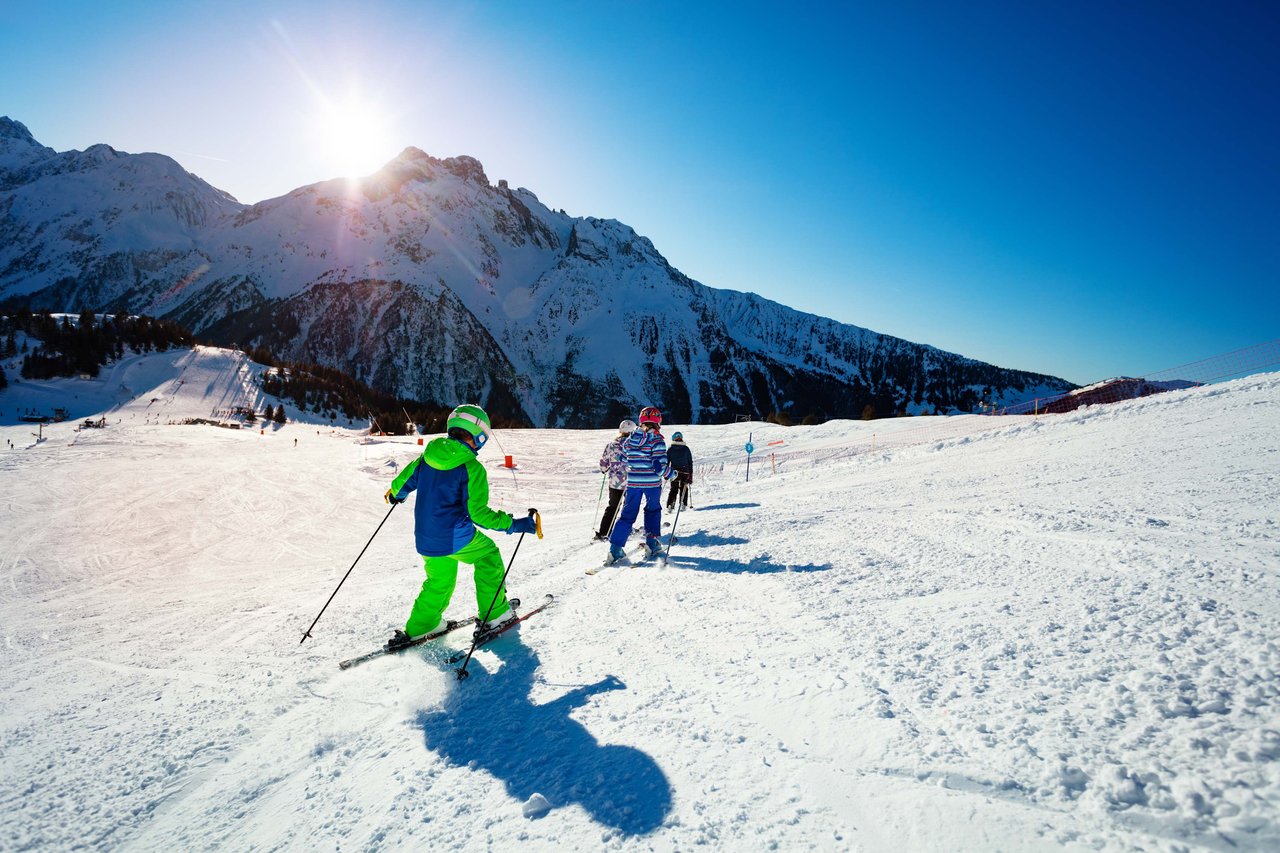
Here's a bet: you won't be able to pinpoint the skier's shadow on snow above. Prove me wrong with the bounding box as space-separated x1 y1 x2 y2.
692 502 760 512
666 553 832 574
670 531 749 547
416 634 672 836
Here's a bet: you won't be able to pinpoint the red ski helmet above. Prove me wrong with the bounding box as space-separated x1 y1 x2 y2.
638 406 662 426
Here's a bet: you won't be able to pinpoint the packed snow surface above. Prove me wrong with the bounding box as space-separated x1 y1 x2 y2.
1 348 1277 852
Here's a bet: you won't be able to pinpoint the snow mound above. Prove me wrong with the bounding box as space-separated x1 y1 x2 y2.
522 792 552 819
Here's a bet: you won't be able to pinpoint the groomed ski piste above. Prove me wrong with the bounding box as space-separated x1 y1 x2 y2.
1 345 1277 852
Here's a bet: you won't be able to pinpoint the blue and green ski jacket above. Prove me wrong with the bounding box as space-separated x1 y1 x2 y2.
389 437 514 556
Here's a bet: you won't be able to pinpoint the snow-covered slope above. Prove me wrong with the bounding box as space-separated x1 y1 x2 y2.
1 362 1276 851
0 343 358 430
0 119 1072 426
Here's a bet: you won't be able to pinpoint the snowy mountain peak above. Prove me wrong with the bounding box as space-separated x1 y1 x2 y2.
381 148 489 185
440 154 488 185
392 145 432 163
80 142 121 160
382 146 440 180
0 116 40 145
0 116 57 179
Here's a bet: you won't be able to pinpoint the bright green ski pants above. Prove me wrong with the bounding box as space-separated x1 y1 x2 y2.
405 531 510 636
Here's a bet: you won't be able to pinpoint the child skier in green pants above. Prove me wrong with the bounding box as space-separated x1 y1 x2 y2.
383 404 537 646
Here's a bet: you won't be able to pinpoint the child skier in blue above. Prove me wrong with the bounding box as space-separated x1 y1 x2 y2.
383 403 537 646
606 406 677 562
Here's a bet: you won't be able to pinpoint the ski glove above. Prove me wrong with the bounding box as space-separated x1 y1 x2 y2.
507 515 537 534
384 489 406 505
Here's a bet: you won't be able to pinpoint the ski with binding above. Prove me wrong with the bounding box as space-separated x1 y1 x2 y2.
447 594 556 666
338 616 477 670
587 543 651 574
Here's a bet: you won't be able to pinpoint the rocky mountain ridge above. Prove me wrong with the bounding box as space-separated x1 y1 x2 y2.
0 117 1074 426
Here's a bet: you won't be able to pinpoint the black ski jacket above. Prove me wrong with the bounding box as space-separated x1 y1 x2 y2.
667 441 693 474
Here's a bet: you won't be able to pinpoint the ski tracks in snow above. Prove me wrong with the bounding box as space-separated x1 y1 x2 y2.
2 369 1279 850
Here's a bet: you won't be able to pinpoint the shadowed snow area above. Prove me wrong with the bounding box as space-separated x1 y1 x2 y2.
1 349 1277 851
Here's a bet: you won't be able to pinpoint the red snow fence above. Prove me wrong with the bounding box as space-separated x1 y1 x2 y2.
696 338 1280 483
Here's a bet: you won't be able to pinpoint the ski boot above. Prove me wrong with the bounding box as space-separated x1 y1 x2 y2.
645 536 664 559
385 629 414 651
607 545 627 564
474 598 521 639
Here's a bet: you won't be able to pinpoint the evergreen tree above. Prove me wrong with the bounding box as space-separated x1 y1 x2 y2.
6 311 192 380
273 405 287 424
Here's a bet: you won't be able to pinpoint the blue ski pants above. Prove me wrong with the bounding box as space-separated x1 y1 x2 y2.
608 486 662 548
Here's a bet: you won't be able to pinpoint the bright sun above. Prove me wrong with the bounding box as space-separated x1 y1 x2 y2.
312 98 391 178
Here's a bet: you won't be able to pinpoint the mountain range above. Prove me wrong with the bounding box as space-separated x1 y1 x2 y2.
0 116 1073 427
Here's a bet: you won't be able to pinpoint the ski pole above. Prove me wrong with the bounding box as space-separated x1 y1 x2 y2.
591 473 605 535
663 496 684 564
300 503 398 644
457 508 541 681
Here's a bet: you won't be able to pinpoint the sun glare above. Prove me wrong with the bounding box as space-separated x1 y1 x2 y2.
312 98 392 179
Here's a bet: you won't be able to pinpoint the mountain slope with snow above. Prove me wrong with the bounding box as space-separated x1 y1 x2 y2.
0 343 359 430
0 118 1073 427
1 355 1276 851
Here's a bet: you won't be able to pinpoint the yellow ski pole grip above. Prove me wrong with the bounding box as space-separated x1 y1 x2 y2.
529 508 543 539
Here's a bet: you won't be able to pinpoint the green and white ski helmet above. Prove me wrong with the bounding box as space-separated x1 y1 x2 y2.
447 403 491 447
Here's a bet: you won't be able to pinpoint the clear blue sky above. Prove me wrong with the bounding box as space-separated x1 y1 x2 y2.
3 1 1277 384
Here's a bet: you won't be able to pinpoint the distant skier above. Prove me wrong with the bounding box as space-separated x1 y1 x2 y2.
383 403 537 647
606 406 676 562
665 431 693 511
594 419 635 541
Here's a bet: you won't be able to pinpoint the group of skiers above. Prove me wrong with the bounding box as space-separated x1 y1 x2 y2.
594 407 693 558
382 402 693 648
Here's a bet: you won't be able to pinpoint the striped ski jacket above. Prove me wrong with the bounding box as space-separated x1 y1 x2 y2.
621 428 671 488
